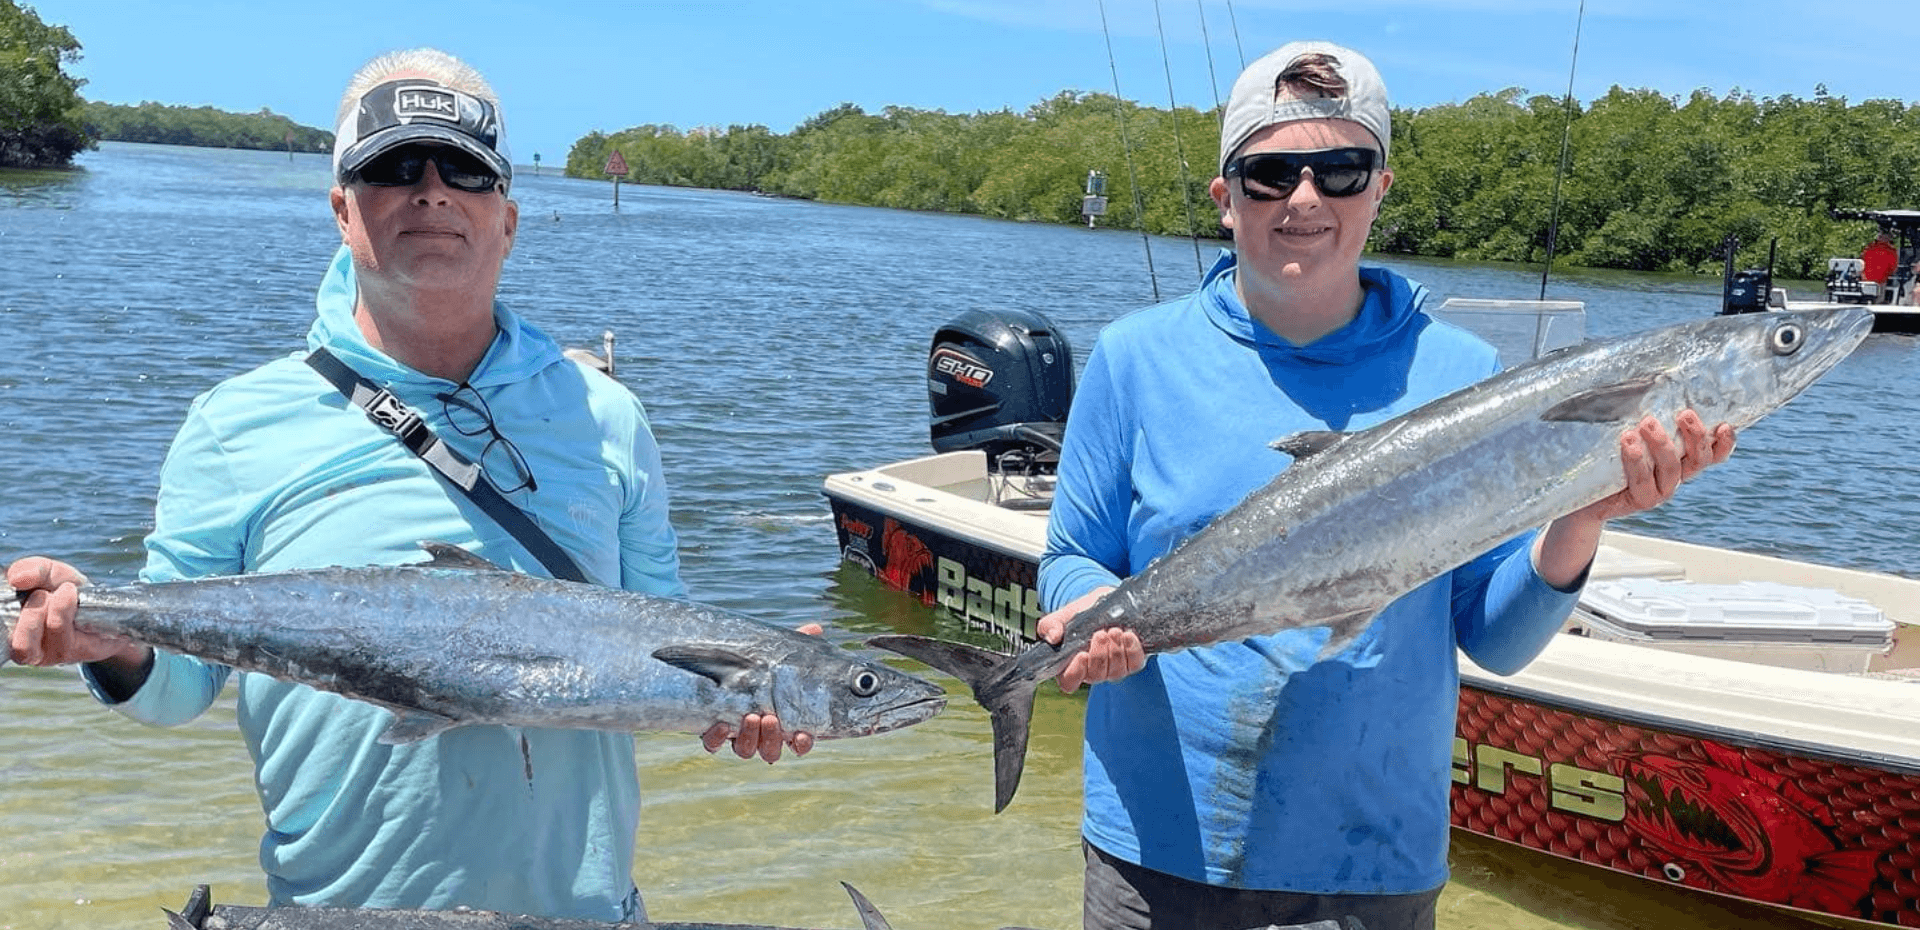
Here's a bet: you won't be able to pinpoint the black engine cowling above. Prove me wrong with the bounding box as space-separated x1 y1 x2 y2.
927 308 1074 472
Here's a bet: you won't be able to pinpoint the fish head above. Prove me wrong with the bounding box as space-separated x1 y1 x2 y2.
1674 307 1872 429
768 646 948 739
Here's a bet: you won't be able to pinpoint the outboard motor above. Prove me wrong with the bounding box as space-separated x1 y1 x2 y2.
1719 234 1777 316
928 308 1074 474
1722 268 1772 315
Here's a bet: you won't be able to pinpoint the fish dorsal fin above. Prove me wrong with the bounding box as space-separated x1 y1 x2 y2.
1540 377 1659 423
653 645 766 691
1270 430 1347 459
378 709 460 744
417 541 509 572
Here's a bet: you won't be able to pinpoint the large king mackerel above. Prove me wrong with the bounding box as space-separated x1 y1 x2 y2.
3 543 945 743
871 306 1873 812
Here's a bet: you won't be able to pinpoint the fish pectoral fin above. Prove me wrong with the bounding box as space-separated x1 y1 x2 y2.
1269 430 1347 459
1539 377 1659 423
652 644 766 691
415 541 512 573
378 709 460 744
1314 608 1382 661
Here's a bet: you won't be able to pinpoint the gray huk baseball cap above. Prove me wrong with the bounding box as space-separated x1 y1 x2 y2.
333 78 512 188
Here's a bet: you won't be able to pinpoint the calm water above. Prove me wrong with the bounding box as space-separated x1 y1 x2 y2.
2 142 1914 930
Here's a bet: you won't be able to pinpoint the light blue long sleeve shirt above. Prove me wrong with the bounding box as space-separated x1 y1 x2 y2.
87 246 684 919
1040 252 1579 894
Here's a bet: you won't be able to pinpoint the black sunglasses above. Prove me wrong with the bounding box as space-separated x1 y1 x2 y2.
436 384 538 493
356 145 501 194
1225 147 1377 201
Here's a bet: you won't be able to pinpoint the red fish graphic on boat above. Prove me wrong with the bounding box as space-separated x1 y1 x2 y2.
1615 740 1879 913
878 519 935 602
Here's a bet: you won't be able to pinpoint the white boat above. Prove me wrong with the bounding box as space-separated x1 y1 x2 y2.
822 299 1920 927
1722 208 1920 335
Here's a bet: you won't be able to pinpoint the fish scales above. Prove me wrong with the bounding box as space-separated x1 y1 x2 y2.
4 543 946 743
870 306 1874 811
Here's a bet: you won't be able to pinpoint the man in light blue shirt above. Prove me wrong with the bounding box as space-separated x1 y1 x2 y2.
6 48 806 922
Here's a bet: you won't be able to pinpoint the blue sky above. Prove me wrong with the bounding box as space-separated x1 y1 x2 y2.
33 0 1920 168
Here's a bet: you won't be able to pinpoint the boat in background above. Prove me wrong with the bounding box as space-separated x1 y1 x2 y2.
1721 210 1920 334
823 299 1920 928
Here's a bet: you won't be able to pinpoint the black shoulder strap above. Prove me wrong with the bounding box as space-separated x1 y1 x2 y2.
304 346 588 583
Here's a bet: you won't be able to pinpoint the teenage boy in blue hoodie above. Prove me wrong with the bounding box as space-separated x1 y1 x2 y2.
6 48 806 922
1037 41 1736 930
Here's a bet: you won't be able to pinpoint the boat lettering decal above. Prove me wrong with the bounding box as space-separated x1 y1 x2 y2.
1453 738 1626 822
931 348 994 388
936 556 1041 648
838 513 873 540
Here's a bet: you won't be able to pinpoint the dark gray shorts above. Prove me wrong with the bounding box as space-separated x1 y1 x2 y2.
1082 840 1441 930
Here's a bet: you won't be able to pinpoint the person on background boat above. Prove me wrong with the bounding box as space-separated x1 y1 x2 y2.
5 47 811 921
1035 40 1737 930
1862 229 1898 303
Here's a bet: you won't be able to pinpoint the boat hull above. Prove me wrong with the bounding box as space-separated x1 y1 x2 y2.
1871 306 1920 335
830 492 1043 651
824 454 1920 926
1457 675 1920 926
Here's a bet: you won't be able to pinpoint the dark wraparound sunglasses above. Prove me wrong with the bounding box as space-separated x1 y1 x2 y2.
356 145 502 194
1225 147 1377 201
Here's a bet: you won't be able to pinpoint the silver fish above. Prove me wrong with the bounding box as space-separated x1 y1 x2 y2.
166 881 904 930
4 542 945 743
167 881 904 930
871 306 1873 811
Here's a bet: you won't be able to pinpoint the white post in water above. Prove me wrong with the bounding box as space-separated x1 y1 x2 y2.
1081 169 1108 229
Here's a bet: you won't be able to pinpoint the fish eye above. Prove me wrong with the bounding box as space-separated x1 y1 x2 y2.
850 670 881 697
1769 322 1804 356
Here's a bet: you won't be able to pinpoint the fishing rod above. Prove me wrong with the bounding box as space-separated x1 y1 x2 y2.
1540 0 1587 300
1097 0 1163 301
1152 0 1207 278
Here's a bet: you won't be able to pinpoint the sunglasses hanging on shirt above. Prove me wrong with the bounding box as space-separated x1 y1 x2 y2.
1225 147 1377 201
436 383 539 494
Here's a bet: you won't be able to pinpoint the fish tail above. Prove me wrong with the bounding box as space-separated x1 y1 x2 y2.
867 634 1038 813
981 673 1039 814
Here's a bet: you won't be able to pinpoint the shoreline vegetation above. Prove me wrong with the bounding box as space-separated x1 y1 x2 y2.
82 101 333 155
562 88 1920 280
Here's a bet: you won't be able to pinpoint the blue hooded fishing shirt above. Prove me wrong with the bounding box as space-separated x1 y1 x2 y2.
87 246 684 920
1040 251 1581 894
